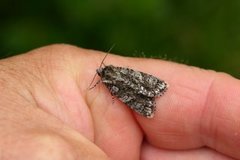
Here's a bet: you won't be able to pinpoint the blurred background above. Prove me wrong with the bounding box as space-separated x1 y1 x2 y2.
1 0 240 78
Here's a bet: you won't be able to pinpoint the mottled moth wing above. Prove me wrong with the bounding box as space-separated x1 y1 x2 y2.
120 66 168 97
98 65 168 118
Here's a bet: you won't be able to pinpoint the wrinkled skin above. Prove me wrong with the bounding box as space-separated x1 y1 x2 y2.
0 44 239 160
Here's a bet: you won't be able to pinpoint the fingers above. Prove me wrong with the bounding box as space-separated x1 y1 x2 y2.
125 58 240 159
134 60 215 148
141 142 235 160
200 73 240 159
80 49 240 159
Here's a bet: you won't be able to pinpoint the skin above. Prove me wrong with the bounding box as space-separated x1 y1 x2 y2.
0 44 239 160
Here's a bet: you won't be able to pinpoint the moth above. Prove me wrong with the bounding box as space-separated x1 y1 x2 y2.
89 53 168 118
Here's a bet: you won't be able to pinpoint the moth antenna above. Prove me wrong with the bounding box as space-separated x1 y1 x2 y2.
88 44 116 89
99 43 115 69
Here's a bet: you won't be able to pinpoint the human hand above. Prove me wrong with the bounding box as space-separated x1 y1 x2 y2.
0 44 239 160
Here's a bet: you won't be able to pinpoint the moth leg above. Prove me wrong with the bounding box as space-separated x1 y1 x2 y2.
89 79 101 90
107 86 118 104
111 96 116 104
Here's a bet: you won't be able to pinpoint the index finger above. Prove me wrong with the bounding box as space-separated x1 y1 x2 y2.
131 58 240 159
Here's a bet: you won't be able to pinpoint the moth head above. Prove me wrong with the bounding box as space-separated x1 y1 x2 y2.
96 68 103 76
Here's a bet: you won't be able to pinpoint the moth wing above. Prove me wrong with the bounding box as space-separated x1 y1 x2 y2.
129 70 168 97
102 85 155 118
142 74 168 97
116 92 156 118
126 95 156 118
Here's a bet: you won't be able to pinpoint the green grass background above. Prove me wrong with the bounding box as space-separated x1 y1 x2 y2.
1 0 240 78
